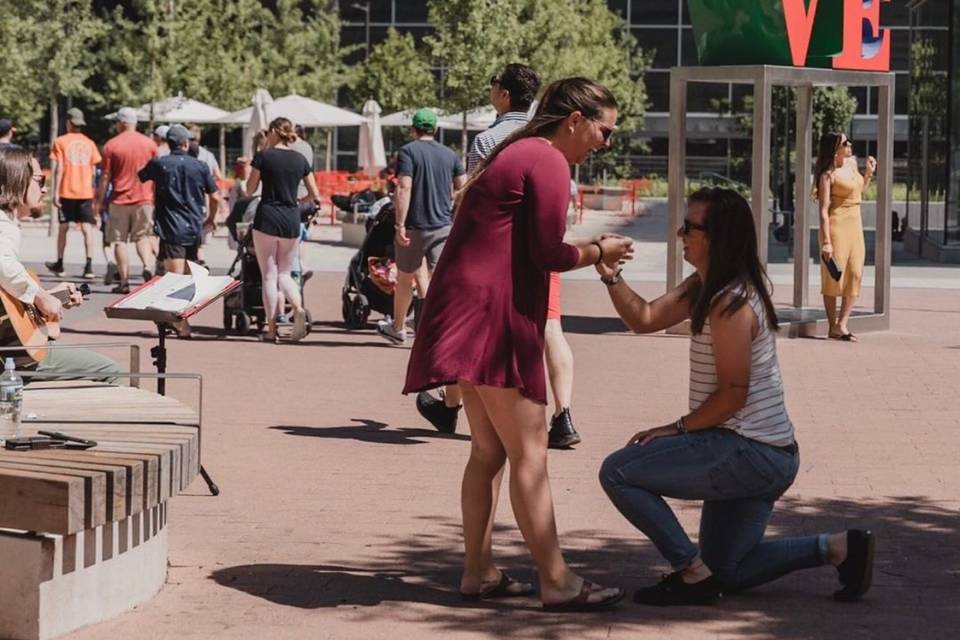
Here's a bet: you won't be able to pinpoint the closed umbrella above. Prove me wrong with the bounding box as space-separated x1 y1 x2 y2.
358 100 387 176
246 88 274 157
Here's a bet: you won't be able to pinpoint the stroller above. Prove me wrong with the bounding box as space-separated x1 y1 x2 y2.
222 196 314 334
341 197 415 330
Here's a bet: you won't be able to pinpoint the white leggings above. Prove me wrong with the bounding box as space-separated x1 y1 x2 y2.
253 230 301 319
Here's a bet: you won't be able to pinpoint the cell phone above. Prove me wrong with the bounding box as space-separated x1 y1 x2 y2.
4 436 65 451
822 254 842 282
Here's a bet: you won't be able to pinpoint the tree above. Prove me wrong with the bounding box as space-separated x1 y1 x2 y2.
0 12 45 134
426 0 524 151
518 0 650 179
812 86 857 143
350 28 436 113
260 0 348 102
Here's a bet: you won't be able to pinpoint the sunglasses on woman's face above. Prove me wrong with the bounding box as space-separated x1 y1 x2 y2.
681 218 707 235
489 76 500 87
842 139 852 148
32 174 45 189
591 119 616 143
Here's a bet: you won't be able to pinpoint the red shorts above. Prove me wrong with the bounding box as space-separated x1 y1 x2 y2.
547 272 561 320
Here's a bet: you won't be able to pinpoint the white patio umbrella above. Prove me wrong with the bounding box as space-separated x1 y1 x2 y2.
380 107 449 128
357 100 387 176
105 93 229 123
222 94 367 128
246 88 274 157
437 105 498 131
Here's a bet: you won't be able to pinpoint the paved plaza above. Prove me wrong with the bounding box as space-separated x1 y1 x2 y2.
21 212 959 639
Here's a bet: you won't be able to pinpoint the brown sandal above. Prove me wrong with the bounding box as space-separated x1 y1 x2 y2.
542 580 625 612
460 571 534 601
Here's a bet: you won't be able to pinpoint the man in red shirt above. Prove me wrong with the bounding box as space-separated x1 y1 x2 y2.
94 107 156 294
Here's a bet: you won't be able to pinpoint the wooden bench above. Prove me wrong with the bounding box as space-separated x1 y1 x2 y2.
0 382 201 640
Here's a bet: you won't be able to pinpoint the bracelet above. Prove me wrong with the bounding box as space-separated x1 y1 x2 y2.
600 269 622 286
591 240 604 265
674 416 688 434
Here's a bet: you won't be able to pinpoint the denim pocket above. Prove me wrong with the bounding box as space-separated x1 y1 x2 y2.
708 442 780 499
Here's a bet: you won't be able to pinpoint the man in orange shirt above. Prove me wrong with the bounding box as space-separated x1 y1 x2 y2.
94 107 157 294
45 108 101 279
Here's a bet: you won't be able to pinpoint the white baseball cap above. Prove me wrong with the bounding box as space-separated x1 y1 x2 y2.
153 125 170 138
116 107 138 124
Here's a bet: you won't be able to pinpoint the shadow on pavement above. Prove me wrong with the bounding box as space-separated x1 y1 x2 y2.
210 496 959 638
269 419 470 445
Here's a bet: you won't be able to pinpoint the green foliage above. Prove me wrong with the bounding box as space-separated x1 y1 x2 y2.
812 86 857 142
426 0 524 114
350 29 436 112
0 0 105 134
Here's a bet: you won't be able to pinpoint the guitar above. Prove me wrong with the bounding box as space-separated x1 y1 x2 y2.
0 272 89 363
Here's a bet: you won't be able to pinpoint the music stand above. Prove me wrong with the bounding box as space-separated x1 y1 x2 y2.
105 276 241 496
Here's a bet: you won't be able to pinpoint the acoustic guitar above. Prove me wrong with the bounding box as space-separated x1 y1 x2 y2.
0 272 89 363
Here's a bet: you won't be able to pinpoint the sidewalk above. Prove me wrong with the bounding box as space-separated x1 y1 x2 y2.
49 266 958 639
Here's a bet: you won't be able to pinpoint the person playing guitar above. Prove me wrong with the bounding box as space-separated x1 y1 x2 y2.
0 147 120 380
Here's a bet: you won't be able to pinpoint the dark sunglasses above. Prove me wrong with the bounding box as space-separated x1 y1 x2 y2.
32 174 45 189
842 139 853 147
681 218 707 235
489 75 501 86
591 119 616 143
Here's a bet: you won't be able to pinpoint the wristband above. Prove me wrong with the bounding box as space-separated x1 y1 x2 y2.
600 269 622 286
591 240 604 265
675 416 688 434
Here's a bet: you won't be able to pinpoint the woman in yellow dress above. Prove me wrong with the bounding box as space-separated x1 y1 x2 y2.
814 132 876 342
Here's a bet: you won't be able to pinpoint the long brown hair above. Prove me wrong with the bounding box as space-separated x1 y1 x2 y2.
268 117 297 145
0 147 33 212
459 77 618 204
813 131 845 198
682 188 779 334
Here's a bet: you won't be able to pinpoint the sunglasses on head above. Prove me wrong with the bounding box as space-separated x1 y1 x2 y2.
681 218 707 235
32 174 45 189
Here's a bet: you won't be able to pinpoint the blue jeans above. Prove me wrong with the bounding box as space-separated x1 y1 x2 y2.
599 429 827 591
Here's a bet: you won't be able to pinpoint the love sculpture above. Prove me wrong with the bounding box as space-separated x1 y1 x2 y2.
688 0 891 71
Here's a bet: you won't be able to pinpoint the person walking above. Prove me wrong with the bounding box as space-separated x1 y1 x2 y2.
137 125 219 338
45 108 101 280
95 107 157 294
376 108 467 432
0 119 19 150
465 62 580 450
597 188 875 606
815 132 875 342
403 78 632 611
152 125 171 158
245 117 322 343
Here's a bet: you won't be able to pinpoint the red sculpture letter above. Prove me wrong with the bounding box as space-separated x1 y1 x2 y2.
783 0 821 66
833 0 891 71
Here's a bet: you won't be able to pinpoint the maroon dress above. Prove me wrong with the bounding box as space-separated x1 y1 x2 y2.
402 137 580 404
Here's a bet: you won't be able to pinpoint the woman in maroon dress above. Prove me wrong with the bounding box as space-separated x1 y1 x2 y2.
404 78 633 611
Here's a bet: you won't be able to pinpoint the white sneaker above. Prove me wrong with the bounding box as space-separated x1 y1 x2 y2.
289 308 308 342
376 319 406 345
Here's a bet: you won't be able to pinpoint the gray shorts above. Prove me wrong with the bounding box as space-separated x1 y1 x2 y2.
396 226 451 273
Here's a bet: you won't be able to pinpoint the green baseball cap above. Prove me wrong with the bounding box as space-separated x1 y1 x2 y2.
411 108 437 131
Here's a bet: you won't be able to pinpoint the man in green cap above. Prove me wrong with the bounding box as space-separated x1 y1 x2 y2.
377 107 466 431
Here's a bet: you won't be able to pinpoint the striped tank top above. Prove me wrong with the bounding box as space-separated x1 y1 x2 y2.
689 286 795 446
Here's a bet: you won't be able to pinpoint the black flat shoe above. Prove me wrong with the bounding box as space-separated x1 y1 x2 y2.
548 408 581 449
834 529 875 601
634 572 722 606
416 391 460 434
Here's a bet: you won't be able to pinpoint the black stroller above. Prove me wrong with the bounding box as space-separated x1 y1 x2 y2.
341 198 416 330
223 196 314 334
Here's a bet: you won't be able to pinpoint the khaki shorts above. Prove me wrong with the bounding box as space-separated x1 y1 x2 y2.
106 203 154 243
395 226 451 273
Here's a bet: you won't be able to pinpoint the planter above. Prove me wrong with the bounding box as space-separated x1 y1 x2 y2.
581 186 627 212
687 0 842 67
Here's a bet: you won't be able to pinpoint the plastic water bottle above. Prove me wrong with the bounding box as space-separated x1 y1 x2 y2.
0 357 23 440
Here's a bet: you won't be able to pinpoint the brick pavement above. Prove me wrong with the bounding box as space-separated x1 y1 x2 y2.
47 268 959 640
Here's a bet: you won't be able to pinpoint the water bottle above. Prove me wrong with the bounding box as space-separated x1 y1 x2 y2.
0 357 24 440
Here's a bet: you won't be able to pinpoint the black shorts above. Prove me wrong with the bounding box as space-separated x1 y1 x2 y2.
158 241 200 262
58 198 96 224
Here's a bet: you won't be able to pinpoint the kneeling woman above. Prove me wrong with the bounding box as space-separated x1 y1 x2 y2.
597 188 874 606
